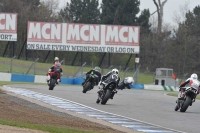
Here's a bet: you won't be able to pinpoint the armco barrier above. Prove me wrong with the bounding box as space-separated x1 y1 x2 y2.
73 78 84 85
144 84 178 91
0 73 11 81
0 72 177 91
60 78 74 85
11 74 35 82
131 84 144 89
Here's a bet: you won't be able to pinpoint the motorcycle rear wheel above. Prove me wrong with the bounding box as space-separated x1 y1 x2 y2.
180 96 191 112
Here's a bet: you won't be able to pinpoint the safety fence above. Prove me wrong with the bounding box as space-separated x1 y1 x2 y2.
0 72 178 91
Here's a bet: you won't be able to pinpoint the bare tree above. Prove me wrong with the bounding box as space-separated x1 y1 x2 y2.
172 1 190 26
153 0 168 33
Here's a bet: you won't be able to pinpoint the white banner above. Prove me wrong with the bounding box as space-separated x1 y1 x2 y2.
27 22 140 53
0 13 17 41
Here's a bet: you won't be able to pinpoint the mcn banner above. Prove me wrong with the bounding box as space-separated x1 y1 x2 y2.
27 22 140 53
0 13 18 41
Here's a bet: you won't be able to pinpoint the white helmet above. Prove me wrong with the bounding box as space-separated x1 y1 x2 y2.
112 68 119 74
126 77 134 85
54 57 59 61
191 73 198 79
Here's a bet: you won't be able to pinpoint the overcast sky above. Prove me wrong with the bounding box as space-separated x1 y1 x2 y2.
58 0 200 26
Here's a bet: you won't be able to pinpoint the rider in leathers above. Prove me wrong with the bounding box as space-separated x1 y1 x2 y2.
176 73 200 107
82 66 102 89
98 68 120 99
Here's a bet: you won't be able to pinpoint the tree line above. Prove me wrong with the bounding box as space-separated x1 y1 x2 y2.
0 0 200 77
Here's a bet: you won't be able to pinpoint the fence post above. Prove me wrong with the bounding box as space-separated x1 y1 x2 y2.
10 56 16 73
33 58 40 75
73 62 87 77
26 58 39 75
124 67 130 79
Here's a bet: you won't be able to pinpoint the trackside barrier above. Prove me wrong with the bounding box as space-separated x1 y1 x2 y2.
0 72 178 91
0 73 11 81
144 84 178 92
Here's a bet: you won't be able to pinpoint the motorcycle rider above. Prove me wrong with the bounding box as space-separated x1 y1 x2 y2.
118 77 134 90
176 73 200 107
98 68 120 99
46 57 63 84
81 66 102 88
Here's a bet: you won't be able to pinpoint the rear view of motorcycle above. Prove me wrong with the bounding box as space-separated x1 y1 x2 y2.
96 73 119 105
175 87 198 112
82 74 99 93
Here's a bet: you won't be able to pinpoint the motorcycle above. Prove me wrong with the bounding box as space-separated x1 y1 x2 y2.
47 71 59 90
96 73 119 105
118 77 134 90
82 74 99 93
175 86 198 112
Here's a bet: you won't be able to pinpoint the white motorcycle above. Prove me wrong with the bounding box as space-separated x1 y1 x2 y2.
118 77 134 90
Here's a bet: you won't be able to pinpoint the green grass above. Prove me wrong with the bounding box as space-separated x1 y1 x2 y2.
0 81 100 133
167 92 200 100
0 81 44 86
0 119 102 133
0 57 154 84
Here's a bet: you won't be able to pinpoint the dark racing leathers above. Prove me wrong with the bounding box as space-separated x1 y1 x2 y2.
82 70 102 88
99 71 120 99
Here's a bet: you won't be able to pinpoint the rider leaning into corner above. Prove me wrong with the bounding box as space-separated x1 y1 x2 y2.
81 66 102 88
98 68 120 99
176 73 200 106
46 57 63 84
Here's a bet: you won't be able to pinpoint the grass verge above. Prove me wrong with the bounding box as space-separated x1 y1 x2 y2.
0 81 102 133
0 119 99 133
167 92 200 100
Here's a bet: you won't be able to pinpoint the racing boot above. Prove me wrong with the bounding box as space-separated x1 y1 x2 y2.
175 98 181 111
110 90 117 99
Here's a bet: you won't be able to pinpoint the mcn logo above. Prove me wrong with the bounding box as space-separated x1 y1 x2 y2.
105 26 140 46
0 13 17 33
67 24 100 44
27 22 62 43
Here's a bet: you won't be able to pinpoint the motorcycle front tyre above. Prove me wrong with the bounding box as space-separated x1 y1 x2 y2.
101 89 112 105
49 79 56 90
180 96 192 112
82 82 91 93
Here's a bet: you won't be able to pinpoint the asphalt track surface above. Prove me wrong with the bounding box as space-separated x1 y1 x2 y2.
7 84 200 133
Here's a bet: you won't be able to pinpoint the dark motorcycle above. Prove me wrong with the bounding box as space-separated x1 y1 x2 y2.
48 71 59 90
175 87 198 112
82 74 99 93
96 73 119 105
118 77 134 90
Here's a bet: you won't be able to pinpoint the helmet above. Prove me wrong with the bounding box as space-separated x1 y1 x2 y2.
191 73 198 79
94 66 100 72
54 57 59 61
112 68 119 74
126 77 134 85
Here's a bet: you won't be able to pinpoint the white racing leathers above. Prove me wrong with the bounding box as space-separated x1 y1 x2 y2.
178 78 200 99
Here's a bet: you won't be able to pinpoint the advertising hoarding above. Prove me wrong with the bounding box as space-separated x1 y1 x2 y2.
27 22 140 53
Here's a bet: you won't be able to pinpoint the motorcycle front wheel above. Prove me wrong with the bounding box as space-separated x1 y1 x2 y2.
180 96 192 112
101 89 112 105
82 82 91 93
49 79 56 90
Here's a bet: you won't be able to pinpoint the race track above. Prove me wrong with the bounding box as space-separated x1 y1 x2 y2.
5 84 200 133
